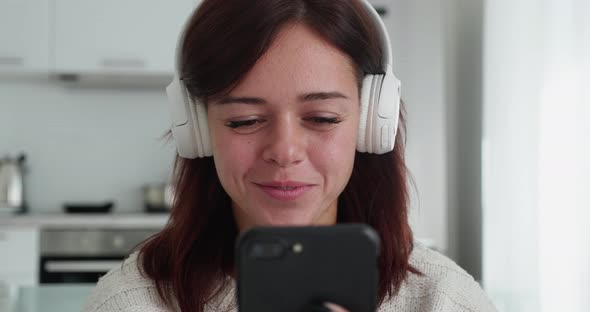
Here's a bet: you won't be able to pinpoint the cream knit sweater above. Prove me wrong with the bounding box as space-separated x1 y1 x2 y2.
82 243 497 312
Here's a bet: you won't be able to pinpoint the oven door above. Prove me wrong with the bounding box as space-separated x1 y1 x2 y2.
40 229 157 284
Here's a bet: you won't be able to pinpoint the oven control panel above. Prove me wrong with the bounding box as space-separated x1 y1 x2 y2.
40 229 158 256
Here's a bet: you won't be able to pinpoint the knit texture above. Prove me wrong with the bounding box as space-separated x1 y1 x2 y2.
82 243 497 312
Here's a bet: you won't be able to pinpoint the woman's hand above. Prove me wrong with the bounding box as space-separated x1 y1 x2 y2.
324 302 350 312
310 302 350 312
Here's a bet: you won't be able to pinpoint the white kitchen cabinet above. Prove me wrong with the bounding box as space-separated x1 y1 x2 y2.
0 226 40 286
53 0 198 75
0 0 50 74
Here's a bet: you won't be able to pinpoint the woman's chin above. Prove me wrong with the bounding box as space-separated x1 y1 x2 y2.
259 217 312 227
235 203 337 230
255 212 318 227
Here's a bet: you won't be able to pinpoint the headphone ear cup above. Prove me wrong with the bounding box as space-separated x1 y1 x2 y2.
165 77 212 158
193 98 212 157
357 71 401 154
358 75 374 153
374 71 401 154
166 77 199 158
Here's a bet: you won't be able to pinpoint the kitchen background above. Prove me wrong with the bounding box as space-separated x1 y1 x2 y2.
1 0 588 311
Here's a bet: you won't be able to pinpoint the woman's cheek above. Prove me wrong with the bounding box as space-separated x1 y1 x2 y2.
220 137 257 170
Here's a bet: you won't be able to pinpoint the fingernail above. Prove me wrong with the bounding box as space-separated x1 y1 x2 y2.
323 302 349 312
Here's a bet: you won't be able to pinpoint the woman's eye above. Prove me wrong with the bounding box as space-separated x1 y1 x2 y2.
307 117 342 124
224 117 340 129
225 119 263 129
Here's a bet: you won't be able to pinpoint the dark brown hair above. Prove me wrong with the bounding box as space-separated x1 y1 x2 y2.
139 1 419 311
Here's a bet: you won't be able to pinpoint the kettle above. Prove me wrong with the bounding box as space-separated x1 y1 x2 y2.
142 183 174 213
0 153 27 213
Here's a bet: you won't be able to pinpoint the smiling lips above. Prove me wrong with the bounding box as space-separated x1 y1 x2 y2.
254 181 315 201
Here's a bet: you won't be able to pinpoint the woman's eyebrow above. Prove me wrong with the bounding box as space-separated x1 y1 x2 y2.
215 91 349 105
299 91 349 102
216 96 266 105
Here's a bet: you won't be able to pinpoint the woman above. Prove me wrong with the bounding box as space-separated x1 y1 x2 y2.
83 0 496 311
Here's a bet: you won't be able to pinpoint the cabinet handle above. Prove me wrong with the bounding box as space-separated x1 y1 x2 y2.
0 56 24 66
100 58 146 69
45 260 121 273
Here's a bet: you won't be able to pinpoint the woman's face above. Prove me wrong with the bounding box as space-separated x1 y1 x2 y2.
207 23 360 231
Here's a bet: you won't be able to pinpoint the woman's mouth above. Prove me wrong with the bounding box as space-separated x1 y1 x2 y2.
254 182 314 201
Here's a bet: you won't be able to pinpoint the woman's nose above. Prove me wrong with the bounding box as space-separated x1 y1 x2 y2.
262 118 306 167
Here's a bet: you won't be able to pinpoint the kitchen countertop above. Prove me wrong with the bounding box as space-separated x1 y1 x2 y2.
0 213 170 229
0 214 439 250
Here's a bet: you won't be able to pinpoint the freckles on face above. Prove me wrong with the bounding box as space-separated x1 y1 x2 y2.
206 23 360 230
212 133 257 192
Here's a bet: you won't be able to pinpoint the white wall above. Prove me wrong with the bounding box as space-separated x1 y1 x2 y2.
0 78 175 213
383 0 448 253
443 0 485 280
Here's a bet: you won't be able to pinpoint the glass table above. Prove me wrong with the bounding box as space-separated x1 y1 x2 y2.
1 284 95 312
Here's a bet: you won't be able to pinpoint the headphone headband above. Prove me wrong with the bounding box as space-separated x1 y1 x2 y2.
172 0 393 82
357 0 393 70
166 0 401 158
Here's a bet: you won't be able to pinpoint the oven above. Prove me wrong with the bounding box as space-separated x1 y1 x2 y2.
39 228 158 284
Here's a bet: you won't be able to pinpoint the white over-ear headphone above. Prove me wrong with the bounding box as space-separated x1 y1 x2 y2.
166 0 401 159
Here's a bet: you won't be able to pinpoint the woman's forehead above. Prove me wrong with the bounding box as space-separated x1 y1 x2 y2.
222 23 358 102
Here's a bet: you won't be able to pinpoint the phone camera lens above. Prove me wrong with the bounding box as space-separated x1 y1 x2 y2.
248 241 285 259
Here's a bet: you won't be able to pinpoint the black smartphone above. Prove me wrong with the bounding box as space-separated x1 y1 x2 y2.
235 223 380 312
